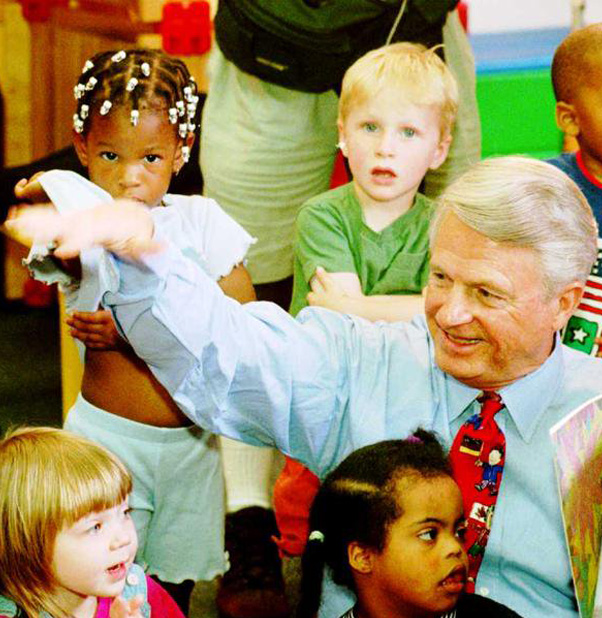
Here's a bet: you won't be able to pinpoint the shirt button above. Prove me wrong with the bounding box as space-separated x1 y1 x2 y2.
127 573 139 586
479 587 489 596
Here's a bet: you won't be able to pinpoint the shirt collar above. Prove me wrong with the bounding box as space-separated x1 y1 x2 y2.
576 150 602 189
444 333 565 443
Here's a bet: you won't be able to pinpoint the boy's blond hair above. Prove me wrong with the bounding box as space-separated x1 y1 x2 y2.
338 42 459 138
0 426 132 618
551 22 602 102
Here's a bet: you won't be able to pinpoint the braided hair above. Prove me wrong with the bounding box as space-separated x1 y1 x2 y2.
72 49 199 161
296 429 452 618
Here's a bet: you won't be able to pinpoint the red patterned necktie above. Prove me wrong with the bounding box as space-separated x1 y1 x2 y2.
449 391 506 592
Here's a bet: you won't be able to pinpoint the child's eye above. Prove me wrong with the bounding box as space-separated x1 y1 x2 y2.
401 127 416 138
362 122 378 133
144 154 161 163
87 522 102 534
100 152 117 162
418 528 437 542
455 524 467 541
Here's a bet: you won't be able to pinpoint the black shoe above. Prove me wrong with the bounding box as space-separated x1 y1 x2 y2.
217 507 290 618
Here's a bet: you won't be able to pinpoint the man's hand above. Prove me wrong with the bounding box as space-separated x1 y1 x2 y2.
14 172 48 203
109 594 145 618
5 200 160 260
67 309 126 350
307 266 360 312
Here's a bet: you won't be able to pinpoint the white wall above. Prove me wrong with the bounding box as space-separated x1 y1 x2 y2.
467 0 602 34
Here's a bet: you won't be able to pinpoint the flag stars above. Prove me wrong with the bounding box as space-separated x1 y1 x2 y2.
571 327 589 344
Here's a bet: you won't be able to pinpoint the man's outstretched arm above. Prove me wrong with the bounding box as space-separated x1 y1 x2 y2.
6 201 350 470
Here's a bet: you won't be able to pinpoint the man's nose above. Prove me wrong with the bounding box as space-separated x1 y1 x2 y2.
437 286 473 327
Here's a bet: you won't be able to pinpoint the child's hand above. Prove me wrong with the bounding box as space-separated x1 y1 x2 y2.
109 594 145 618
307 266 357 312
5 200 160 260
14 172 48 203
67 309 125 350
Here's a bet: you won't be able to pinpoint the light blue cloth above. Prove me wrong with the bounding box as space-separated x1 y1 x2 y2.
99 239 602 618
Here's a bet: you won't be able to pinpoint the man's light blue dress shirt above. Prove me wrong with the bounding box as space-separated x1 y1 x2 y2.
99 239 602 618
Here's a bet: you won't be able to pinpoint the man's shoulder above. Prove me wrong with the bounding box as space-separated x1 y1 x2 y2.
562 343 602 374
556 344 602 407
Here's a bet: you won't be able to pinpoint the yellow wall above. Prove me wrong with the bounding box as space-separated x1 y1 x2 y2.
0 1 33 167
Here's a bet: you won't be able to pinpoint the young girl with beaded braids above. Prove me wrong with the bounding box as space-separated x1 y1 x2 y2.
297 430 522 618
14 49 257 615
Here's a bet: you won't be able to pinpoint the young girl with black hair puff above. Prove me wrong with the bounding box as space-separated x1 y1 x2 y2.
297 430 523 618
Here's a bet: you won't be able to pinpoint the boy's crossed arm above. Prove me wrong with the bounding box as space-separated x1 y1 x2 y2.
308 267 424 322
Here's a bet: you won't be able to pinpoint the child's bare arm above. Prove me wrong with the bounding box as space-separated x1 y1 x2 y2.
217 264 256 304
14 172 49 203
308 267 424 322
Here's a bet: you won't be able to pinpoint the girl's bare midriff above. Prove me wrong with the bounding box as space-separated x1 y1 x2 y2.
81 347 192 427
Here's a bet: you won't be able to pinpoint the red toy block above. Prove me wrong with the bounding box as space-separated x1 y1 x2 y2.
457 1 469 33
161 1 212 56
19 0 68 23
188 2 211 55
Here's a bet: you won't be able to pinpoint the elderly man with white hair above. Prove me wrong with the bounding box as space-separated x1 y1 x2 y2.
9 156 602 618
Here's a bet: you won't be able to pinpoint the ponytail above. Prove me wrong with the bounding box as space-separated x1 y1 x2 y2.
297 530 327 618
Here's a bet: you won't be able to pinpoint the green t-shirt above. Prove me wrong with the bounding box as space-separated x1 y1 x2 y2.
289 182 433 317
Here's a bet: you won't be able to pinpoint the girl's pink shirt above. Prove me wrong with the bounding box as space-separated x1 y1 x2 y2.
94 576 185 618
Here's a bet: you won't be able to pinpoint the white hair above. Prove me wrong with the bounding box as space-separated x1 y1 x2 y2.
430 156 598 297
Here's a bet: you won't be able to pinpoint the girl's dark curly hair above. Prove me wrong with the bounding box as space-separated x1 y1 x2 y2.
297 428 451 618
72 48 199 138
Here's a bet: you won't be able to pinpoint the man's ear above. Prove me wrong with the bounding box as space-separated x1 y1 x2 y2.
173 132 196 173
555 102 580 138
552 281 585 332
429 131 453 171
73 131 89 167
348 542 374 575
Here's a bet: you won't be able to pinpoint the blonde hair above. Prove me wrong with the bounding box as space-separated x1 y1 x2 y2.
431 156 598 297
0 426 132 618
338 42 459 138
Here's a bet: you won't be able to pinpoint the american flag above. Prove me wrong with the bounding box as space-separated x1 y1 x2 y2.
562 241 602 356
578 244 602 317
